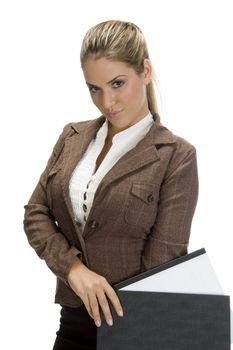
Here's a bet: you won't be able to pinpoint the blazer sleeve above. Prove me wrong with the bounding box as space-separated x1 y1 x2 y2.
23 124 82 286
141 140 199 272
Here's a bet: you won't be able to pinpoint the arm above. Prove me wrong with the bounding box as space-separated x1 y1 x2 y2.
23 124 123 326
141 141 199 271
23 124 82 286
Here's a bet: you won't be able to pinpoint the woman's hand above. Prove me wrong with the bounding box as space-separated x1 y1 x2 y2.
67 257 124 327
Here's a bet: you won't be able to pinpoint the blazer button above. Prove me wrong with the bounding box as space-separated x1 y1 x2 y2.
89 220 99 229
147 193 154 203
75 220 82 228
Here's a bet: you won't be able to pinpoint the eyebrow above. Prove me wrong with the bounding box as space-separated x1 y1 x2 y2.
86 75 127 88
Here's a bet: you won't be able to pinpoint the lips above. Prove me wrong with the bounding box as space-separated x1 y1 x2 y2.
108 110 123 118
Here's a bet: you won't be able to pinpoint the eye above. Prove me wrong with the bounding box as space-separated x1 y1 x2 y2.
112 80 125 88
89 86 99 94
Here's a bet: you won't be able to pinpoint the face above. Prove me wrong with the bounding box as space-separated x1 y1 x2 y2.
82 57 152 134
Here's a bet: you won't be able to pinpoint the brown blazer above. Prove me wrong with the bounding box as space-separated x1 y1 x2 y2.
23 113 199 307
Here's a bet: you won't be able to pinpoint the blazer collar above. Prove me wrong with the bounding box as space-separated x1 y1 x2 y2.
70 113 176 147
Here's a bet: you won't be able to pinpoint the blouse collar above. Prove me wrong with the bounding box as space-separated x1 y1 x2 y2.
96 112 154 145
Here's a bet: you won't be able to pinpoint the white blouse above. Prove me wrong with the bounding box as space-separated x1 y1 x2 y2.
69 112 154 233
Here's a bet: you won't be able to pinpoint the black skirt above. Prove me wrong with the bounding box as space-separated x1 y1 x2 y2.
52 304 97 350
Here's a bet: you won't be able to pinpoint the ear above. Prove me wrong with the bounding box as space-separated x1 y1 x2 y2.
143 58 153 84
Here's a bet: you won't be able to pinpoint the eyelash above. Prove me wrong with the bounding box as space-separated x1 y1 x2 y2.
112 80 125 88
89 80 125 94
89 86 99 94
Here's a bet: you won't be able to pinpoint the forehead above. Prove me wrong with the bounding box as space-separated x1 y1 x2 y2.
83 57 136 84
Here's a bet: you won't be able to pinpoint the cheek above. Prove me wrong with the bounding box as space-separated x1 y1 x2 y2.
123 82 145 104
119 86 135 104
91 95 101 108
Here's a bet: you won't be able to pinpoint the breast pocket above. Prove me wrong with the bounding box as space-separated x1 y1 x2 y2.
124 182 159 229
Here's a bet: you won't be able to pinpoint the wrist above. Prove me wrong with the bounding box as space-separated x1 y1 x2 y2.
68 257 85 278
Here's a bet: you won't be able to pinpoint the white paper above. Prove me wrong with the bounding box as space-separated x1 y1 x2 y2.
120 254 224 295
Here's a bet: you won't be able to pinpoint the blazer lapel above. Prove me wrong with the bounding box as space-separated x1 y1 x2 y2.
92 113 176 204
62 117 105 187
60 117 105 240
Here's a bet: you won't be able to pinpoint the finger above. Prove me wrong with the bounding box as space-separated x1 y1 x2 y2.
97 291 113 326
104 283 124 317
81 294 94 320
88 291 102 328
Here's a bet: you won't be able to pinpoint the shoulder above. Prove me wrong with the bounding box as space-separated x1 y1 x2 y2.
152 115 197 176
55 117 100 144
172 134 197 157
164 133 198 179
152 114 197 156
61 116 104 136
62 118 94 135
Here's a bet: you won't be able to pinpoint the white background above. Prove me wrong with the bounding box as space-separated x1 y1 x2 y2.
0 0 232 348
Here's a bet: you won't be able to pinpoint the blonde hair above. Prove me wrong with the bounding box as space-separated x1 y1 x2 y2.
80 20 159 115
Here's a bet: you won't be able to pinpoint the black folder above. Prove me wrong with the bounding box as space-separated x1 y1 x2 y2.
97 248 231 350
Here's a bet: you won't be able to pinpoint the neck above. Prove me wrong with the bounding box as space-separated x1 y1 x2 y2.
107 123 122 138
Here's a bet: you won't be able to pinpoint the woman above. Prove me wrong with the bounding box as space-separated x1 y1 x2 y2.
23 20 199 349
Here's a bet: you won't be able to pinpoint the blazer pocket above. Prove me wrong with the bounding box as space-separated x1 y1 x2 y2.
124 182 159 229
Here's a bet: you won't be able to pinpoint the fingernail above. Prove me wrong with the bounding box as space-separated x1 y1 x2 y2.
118 310 123 317
108 319 113 326
95 319 101 327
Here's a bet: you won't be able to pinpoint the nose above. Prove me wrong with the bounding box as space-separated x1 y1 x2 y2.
102 90 115 110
